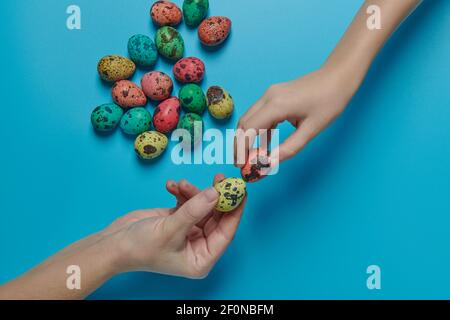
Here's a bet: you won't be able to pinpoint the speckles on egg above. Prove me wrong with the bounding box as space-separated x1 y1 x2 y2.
141 71 174 101
135 131 168 160
153 97 181 134
198 16 231 47
177 113 203 145
179 84 206 114
214 178 246 213
120 107 152 135
97 55 136 82
183 0 209 27
91 103 123 132
155 26 185 61
128 34 158 67
151 1 183 27
241 149 271 183
207 86 234 119
173 57 205 83
112 80 147 109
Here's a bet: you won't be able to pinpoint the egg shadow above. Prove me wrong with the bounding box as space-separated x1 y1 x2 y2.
199 31 233 54
91 127 118 139
88 242 241 300
248 0 443 234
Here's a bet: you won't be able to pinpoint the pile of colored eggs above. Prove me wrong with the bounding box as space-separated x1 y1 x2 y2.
91 0 233 161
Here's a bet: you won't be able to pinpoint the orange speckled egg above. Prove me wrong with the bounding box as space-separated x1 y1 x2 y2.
112 80 147 109
150 1 182 27
198 16 231 46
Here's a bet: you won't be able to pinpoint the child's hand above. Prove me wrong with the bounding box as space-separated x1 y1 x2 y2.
104 174 246 279
235 67 357 165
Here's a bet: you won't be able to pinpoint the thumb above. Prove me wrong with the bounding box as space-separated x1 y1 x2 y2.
166 187 219 235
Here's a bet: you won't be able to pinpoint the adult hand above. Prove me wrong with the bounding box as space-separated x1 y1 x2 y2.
106 174 246 279
234 67 356 166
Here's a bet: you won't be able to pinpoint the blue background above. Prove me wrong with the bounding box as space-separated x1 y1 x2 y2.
1 0 449 299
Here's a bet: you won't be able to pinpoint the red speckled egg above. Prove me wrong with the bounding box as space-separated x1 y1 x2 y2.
141 71 174 101
150 1 182 27
153 97 181 133
198 16 231 46
112 80 147 109
173 57 205 83
241 149 271 183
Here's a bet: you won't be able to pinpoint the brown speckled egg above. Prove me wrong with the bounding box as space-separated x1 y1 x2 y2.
198 16 231 46
141 71 174 101
112 80 147 109
153 97 181 133
173 57 205 83
241 149 271 183
97 55 136 82
150 1 182 26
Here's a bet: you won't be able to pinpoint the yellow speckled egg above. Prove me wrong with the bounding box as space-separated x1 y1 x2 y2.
134 131 168 160
214 178 246 213
206 86 234 119
97 55 136 82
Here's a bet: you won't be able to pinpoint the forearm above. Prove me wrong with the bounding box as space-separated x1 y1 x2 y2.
324 0 422 93
0 232 120 300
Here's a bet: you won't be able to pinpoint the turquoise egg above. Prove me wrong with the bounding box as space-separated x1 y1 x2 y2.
91 103 123 132
120 107 152 135
128 34 158 67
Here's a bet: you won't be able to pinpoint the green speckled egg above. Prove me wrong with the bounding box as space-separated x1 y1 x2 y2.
214 178 247 213
155 26 184 61
178 84 206 114
135 131 168 160
177 113 203 145
128 34 158 67
183 0 209 27
91 103 123 132
120 107 152 135
97 55 136 82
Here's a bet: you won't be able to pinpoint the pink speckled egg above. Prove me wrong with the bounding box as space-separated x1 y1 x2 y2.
150 1 182 27
141 71 174 101
153 97 181 133
198 16 231 46
112 80 147 109
173 57 205 83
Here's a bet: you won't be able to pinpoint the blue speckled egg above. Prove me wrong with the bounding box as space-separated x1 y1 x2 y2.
128 34 158 67
120 107 152 135
91 103 123 132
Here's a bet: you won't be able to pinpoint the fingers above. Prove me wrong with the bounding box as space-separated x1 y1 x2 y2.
271 118 318 163
166 187 219 235
206 197 247 258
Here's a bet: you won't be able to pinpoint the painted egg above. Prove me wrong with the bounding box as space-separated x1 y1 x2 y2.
120 107 152 135
178 84 206 114
198 16 231 46
112 80 147 109
241 149 271 183
97 55 136 82
155 26 185 61
153 97 181 134
207 86 234 119
91 103 123 132
150 1 182 27
177 113 203 145
127 34 158 67
141 71 174 101
135 131 168 160
173 57 205 83
214 178 247 213
183 0 209 27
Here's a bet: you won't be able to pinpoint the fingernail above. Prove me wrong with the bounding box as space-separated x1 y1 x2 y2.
204 187 218 201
